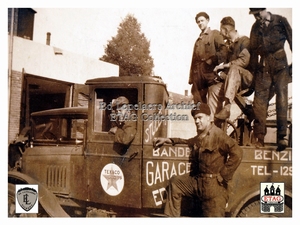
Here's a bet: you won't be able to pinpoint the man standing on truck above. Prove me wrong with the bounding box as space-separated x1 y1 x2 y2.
248 8 292 151
108 96 137 154
153 103 242 217
189 12 227 105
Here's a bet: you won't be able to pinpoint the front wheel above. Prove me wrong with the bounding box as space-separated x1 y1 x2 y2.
237 200 292 217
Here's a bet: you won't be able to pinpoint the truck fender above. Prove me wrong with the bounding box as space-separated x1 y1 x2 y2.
230 189 293 217
8 171 70 217
230 190 260 217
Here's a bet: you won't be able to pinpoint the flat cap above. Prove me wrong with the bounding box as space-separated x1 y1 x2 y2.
112 96 129 109
249 8 266 14
195 12 210 22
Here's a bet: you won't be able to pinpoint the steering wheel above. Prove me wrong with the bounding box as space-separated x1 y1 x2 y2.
42 131 57 140
41 123 57 140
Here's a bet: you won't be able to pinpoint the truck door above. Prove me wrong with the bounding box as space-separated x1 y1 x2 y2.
85 86 143 209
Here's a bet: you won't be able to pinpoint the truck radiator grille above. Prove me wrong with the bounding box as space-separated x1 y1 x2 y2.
46 165 67 189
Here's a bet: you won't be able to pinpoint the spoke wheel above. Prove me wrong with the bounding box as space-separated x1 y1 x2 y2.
237 200 292 217
219 119 239 142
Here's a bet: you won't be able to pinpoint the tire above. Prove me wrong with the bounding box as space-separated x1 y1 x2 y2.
8 183 48 217
237 200 292 217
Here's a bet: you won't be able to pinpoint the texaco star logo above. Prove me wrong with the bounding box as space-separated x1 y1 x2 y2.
100 163 124 196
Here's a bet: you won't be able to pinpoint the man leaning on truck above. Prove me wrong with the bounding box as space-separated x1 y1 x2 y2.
153 103 243 217
108 96 137 154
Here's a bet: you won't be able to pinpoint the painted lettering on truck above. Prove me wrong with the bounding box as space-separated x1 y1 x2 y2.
251 149 292 176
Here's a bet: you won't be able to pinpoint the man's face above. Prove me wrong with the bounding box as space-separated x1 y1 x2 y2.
220 25 229 39
196 16 209 31
116 106 130 122
253 12 263 21
193 113 211 132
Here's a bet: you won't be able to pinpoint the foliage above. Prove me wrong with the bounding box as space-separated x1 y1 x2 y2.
100 14 154 76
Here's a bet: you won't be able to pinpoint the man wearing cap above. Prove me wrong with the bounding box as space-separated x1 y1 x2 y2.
189 12 227 105
208 16 253 121
248 8 292 151
153 103 242 217
109 96 137 150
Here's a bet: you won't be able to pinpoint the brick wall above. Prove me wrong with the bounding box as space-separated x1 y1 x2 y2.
8 70 23 143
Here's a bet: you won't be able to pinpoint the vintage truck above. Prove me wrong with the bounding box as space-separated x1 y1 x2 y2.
8 76 292 217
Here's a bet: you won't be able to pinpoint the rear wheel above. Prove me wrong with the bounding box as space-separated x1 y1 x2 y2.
237 200 292 217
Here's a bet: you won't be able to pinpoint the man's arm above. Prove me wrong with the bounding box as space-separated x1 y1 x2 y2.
112 121 137 145
189 41 198 84
153 137 190 149
214 30 228 65
230 37 251 68
214 37 250 72
219 135 243 182
249 22 260 74
282 16 292 51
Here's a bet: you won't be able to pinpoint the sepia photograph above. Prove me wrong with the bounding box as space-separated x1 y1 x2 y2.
5 0 297 222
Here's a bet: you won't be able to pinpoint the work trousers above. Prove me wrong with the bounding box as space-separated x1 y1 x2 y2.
208 65 253 119
253 64 289 138
191 62 217 104
164 173 228 217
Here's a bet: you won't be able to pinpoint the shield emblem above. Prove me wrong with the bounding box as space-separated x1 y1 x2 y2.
16 187 38 212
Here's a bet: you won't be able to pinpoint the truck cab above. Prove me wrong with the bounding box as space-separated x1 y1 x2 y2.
8 76 292 217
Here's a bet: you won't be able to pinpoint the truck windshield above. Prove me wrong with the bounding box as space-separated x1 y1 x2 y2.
32 116 86 142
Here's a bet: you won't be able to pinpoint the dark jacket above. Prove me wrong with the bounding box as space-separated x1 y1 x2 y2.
189 28 228 84
228 35 251 69
170 124 243 182
114 120 137 146
249 12 292 74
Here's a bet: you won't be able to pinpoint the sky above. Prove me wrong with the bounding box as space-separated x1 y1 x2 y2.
28 7 292 95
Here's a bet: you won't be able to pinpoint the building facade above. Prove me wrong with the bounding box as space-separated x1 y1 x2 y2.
8 8 119 143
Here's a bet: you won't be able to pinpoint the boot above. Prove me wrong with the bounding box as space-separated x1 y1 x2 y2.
277 135 288 152
254 134 264 148
215 104 231 120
